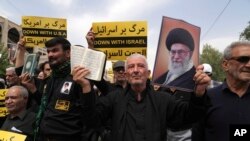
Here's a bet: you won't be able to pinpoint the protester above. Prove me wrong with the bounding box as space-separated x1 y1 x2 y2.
37 61 51 80
86 30 127 94
76 53 211 141
1 86 35 141
20 37 91 141
5 67 20 88
85 29 128 141
192 41 250 141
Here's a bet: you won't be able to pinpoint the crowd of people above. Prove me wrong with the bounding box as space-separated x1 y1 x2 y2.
0 29 249 141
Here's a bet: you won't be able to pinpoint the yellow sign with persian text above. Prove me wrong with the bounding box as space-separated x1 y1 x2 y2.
0 130 27 141
97 47 146 60
22 16 67 47
0 89 8 117
92 21 147 60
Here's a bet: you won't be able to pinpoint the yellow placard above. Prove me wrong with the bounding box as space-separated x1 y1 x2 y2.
0 89 8 100
98 47 146 60
0 89 9 117
92 21 147 60
22 16 67 47
0 107 8 117
22 16 67 30
23 37 58 47
0 130 27 141
92 21 147 37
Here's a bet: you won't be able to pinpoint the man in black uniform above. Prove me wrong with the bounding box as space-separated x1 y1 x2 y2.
74 53 211 141
21 37 91 141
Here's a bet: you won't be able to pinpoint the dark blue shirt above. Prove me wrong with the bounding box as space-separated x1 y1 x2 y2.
192 82 250 141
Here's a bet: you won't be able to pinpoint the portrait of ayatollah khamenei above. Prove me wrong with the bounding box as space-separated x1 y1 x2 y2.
152 16 201 92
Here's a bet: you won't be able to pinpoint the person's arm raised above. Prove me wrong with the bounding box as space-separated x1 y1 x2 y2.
15 36 26 68
72 66 92 93
193 65 211 97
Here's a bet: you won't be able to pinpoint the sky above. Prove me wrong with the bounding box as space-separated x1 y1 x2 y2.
0 0 249 71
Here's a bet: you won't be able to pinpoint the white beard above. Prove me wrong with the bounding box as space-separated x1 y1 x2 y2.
163 56 193 85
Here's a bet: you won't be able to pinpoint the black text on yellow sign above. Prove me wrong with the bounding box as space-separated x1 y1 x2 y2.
93 21 147 37
0 130 27 141
0 89 8 117
22 28 67 37
22 16 67 30
0 89 8 100
94 37 147 48
23 37 49 47
92 21 147 60
22 16 67 48
97 47 147 60
0 107 8 117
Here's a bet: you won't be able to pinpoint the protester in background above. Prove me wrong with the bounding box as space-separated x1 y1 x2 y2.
202 63 222 89
38 61 51 80
6 67 20 88
192 41 250 141
1 86 35 141
85 29 128 141
86 30 127 94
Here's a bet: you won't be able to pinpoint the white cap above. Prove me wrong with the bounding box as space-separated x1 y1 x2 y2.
202 63 212 75
0 78 5 84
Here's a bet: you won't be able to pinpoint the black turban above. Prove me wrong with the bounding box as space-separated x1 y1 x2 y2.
166 28 194 51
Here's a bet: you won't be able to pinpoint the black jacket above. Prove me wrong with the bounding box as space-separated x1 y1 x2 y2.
83 83 210 141
35 74 86 137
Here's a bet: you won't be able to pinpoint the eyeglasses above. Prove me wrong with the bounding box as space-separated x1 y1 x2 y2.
170 50 190 56
228 56 250 63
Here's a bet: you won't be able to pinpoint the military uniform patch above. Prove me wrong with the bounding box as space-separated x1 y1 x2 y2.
55 100 70 111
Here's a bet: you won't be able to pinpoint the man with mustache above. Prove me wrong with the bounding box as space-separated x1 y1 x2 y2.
21 37 91 141
77 53 211 141
1 86 35 141
5 67 20 88
154 28 196 91
192 41 250 141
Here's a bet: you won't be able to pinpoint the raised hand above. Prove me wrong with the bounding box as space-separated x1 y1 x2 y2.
72 66 91 93
20 73 37 93
193 65 211 97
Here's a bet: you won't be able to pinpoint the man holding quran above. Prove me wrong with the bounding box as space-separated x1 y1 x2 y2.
75 53 211 141
20 37 93 141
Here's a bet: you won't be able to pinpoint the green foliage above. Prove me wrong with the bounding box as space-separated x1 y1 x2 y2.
200 44 225 81
240 21 250 41
0 43 10 76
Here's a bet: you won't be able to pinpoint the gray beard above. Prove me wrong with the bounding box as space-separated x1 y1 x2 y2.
163 58 193 85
